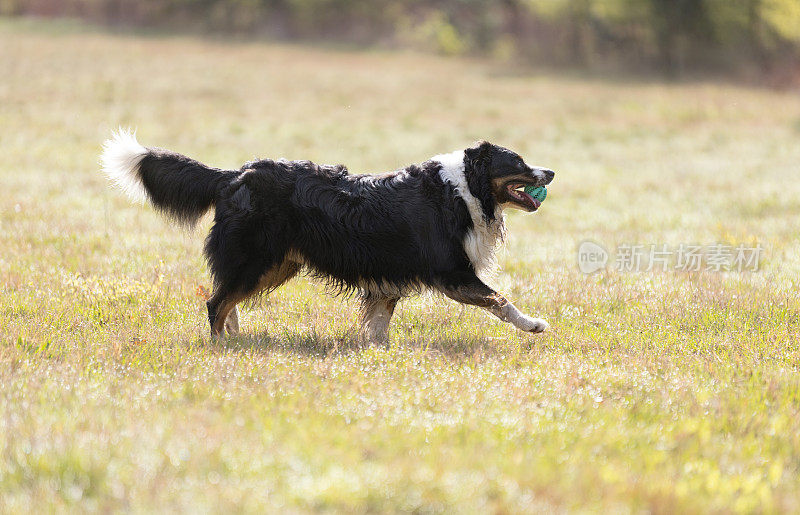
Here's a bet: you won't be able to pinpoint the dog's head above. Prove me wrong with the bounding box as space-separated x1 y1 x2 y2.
464 141 555 216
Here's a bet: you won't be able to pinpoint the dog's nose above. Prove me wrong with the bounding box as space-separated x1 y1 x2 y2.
532 167 555 185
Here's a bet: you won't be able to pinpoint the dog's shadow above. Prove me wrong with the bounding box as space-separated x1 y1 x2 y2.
198 327 533 359
211 328 363 357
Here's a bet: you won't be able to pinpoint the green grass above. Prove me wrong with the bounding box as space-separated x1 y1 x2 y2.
2 17 800 512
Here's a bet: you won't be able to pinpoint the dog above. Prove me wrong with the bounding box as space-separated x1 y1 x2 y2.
101 130 555 342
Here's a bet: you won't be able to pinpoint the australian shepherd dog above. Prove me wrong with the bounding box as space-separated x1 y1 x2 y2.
101 131 555 343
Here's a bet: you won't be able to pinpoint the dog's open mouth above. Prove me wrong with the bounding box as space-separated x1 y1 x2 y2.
506 183 541 211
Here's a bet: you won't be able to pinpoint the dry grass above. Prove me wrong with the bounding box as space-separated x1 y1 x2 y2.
1 17 800 512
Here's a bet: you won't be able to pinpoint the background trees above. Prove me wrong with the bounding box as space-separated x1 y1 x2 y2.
5 0 799 77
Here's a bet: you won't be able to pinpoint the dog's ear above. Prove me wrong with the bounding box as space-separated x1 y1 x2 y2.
463 141 497 222
464 141 493 168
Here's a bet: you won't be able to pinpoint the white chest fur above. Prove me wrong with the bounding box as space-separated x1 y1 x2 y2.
434 150 504 277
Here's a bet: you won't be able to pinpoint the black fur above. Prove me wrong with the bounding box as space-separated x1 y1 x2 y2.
136 149 239 226
464 141 497 222
203 157 475 298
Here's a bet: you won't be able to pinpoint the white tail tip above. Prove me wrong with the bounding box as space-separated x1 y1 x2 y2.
100 128 149 203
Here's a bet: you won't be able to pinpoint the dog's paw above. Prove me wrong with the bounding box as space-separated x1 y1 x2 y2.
518 316 549 333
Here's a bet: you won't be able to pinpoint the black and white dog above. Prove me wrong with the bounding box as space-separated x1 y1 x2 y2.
101 131 554 342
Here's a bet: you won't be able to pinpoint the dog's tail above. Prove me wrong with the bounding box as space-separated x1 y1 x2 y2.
100 129 239 226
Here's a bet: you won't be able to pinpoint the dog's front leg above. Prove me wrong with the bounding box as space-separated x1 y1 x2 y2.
358 294 399 345
483 295 549 333
436 272 548 333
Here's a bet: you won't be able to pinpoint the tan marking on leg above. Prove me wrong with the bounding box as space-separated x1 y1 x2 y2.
211 296 242 337
255 258 301 295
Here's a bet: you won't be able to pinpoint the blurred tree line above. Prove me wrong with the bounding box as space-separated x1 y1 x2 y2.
6 0 800 77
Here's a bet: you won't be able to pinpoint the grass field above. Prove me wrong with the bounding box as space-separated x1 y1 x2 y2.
1 17 800 512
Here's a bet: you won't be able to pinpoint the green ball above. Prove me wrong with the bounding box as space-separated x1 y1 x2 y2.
523 185 547 202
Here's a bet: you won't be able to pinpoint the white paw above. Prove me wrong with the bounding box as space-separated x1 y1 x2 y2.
517 316 549 333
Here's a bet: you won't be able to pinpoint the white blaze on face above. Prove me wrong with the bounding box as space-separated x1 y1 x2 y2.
434 150 504 277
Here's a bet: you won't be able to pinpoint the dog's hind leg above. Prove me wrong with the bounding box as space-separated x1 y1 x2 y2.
207 289 244 338
224 306 240 335
435 272 548 333
253 258 301 301
358 294 399 346
207 258 301 338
